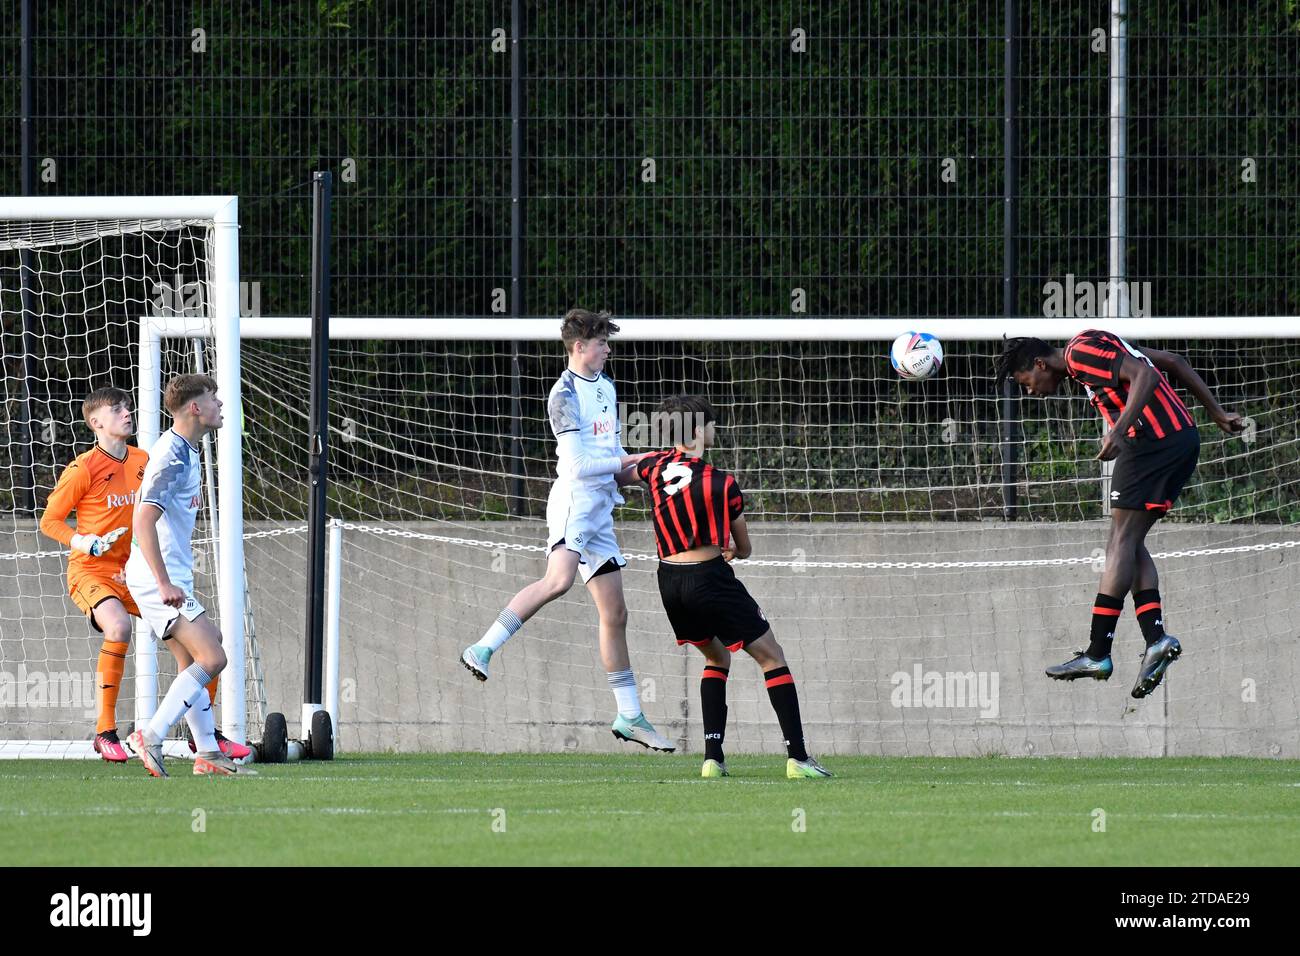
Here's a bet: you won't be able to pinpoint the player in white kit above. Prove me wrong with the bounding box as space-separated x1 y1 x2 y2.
462 309 675 751
124 374 247 776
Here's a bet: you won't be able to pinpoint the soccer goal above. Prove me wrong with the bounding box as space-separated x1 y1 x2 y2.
222 315 1298 758
4 230 1297 761
0 196 254 759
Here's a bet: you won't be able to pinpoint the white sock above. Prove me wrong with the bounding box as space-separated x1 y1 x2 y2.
607 669 641 719
144 662 210 745
475 608 523 653
185 688 219 754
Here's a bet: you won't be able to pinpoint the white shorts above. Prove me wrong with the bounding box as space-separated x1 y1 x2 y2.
127 573 206 639
546 484 627 584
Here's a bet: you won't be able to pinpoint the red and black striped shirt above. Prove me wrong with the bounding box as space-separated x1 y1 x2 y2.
636 450 745 558
1063 329 1195 440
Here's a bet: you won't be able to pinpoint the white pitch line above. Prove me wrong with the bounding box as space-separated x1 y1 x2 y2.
0 806 654 818
0 773 1296 789
2 805 1296 824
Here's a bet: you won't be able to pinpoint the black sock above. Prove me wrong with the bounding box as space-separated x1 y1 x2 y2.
700 666 728 762
1087 593 1125 659
1133 589 1165 646
763 666 808 761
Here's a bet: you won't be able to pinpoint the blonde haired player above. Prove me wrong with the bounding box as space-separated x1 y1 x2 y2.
124 374 250 776
39 387 148 762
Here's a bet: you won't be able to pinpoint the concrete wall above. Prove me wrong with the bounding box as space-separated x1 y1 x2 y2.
3 519 1297 757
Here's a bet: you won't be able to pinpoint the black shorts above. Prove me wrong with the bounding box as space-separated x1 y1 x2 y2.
1110 428 1200 515
656 556 770 651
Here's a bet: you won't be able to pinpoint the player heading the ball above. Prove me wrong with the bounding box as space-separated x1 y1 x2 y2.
995 330 1244 698
461 309 675 752
637 395 831 779
124 374 252 776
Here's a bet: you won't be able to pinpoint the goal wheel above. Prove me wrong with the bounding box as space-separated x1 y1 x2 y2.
259 712 288 764
309 709 334 761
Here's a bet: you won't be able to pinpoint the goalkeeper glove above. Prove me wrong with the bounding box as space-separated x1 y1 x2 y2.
71 527 128 557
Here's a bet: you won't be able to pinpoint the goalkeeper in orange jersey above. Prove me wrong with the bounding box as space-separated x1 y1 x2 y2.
40 388 148 762
39 387 250 762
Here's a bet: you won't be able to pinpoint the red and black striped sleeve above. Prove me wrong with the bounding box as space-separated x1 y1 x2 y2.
1064 330 1124 388
725 476 744 520
635 453 658 483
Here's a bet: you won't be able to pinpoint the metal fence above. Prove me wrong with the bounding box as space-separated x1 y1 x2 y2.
2 1 1296 319
1 1 1297 519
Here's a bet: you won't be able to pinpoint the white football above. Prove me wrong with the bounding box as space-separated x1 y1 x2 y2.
890 331 944 380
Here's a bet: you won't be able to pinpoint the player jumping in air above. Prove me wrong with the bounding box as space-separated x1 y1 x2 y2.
995 331 1244 697
124 374 250 776
637 395 831 778
39 388 149 762
461 309 675 752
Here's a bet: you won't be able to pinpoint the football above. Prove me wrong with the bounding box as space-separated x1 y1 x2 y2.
890 331 944 380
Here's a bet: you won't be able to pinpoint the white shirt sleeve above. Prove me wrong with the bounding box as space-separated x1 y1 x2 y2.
555 431 623 480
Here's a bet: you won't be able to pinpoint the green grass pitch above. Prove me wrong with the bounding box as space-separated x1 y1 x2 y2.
2 754 1297 866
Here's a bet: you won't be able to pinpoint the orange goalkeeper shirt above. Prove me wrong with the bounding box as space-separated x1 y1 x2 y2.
39 444 149 579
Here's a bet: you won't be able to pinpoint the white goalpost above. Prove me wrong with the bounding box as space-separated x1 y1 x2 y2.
0 196 245 758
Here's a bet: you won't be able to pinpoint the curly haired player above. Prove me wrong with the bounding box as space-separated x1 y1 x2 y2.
995 330 1243 697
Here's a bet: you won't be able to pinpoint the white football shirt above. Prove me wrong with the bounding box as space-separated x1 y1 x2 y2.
125 428 204 592
547 368 626 511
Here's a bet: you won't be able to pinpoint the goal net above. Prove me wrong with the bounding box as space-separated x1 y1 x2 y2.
0 197 258 759
232 318 1298 758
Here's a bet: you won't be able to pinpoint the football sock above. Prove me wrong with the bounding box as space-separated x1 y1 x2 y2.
476 608 523 653
701 666 729 762
1086 593 1125 659
185 685 219 754
763 666 808 762
606 669 641 719
95 641 129 734
144 662 211 746
1133 589 1165 646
